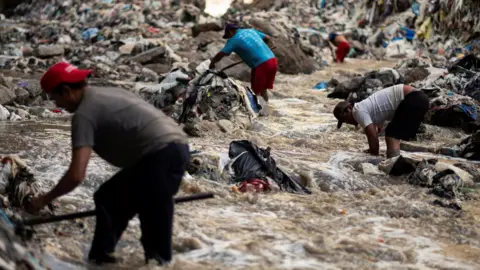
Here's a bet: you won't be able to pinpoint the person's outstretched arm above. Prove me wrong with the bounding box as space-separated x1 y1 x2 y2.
365 124 380 155
209 52 228 69
28 147 92 212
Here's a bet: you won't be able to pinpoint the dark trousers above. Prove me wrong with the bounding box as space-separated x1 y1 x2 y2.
385 91 430 141
88 142 190 263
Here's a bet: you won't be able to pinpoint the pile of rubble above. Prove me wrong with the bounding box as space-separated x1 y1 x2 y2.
0 0 479 131
0 154 59 270
0 0 327 133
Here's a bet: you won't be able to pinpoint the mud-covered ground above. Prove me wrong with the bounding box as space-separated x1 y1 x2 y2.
2 59 480 270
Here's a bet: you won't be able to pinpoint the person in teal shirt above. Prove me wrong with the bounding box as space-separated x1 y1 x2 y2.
210 24 278 102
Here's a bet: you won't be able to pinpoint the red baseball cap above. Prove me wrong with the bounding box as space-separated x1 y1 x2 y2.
40 62 92 93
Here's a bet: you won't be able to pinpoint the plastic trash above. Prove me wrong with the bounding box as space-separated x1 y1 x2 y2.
82 28 100 41
245 89 260 113
411 2 420 16
313 81 328 90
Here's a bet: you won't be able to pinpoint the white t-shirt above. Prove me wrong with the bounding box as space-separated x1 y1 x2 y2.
353 84 405 128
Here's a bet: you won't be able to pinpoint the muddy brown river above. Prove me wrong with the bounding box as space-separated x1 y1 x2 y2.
2 59 479 270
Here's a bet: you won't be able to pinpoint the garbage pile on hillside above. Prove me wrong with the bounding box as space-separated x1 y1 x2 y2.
0 0 327 129
188 140 312 194
0 0 478 84
1 0 480 132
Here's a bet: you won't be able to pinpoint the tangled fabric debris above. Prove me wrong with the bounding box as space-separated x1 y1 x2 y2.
0 156 41 210
188 140 311 194
228 140 312 194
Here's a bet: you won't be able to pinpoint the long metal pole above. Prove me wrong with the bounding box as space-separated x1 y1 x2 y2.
22 192 214 226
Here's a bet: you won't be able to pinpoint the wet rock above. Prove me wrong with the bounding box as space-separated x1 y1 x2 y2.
129 46 166 64
404 66 430 84
119 43 136 55
141 67 159 82
370 47 386 60
363 78 383 89
218 57 251 81
14 88 29 104
9 112 21 121
249 18 282 37
376 69 398 86
217 119 235 133
173 237 203 252
272 36 317 74
14 108 29 119
328 77 364 99
179 4 201 23
28 107 56 118
239 0 280 11
35 45 65 58
0 85 16 105
144 63 172 74
106 51 120 61
234 115 252 129
361 163 385 175
192 22 223 37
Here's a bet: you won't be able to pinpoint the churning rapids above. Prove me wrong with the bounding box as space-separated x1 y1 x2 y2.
1 59 479 270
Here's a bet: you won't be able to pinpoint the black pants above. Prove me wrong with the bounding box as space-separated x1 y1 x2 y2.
89 142 190 263
385 90 429 141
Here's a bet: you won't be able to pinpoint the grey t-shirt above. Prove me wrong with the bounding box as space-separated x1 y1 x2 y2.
352 84 405 128
71 86 188 168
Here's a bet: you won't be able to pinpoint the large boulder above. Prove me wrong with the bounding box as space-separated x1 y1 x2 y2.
192 22 223 38
0 75 16 105
129 46 167 65
247 19 317 74
249 18 282 37
218 56 251 82
34 45 65 58
271 36 317 74
404 66 430 84
232 0 287 11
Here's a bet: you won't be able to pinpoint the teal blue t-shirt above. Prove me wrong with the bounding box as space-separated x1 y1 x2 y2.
221 29 275 68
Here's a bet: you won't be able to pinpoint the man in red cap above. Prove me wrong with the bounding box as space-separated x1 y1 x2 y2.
209 24 277 103
28 62 190 266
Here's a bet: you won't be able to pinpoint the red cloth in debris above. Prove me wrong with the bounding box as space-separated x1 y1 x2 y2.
238 178 270 193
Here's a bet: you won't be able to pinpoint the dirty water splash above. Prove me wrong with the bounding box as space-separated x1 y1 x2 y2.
1 60 480 269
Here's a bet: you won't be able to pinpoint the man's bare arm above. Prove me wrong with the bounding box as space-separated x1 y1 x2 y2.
43 147 92 203
365 124 380 155
209 52 228 68
263 35 276 50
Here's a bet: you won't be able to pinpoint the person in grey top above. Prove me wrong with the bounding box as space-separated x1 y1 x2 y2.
333 84 429 158
28 62 189 266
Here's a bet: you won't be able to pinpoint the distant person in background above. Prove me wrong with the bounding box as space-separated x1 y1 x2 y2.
209 24 277 103
328 32 351 63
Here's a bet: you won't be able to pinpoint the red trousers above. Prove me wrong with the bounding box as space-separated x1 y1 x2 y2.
336 41 351 63
251 58 278 95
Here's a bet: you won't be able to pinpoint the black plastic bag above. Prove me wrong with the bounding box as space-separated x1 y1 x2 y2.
228 140 311 194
